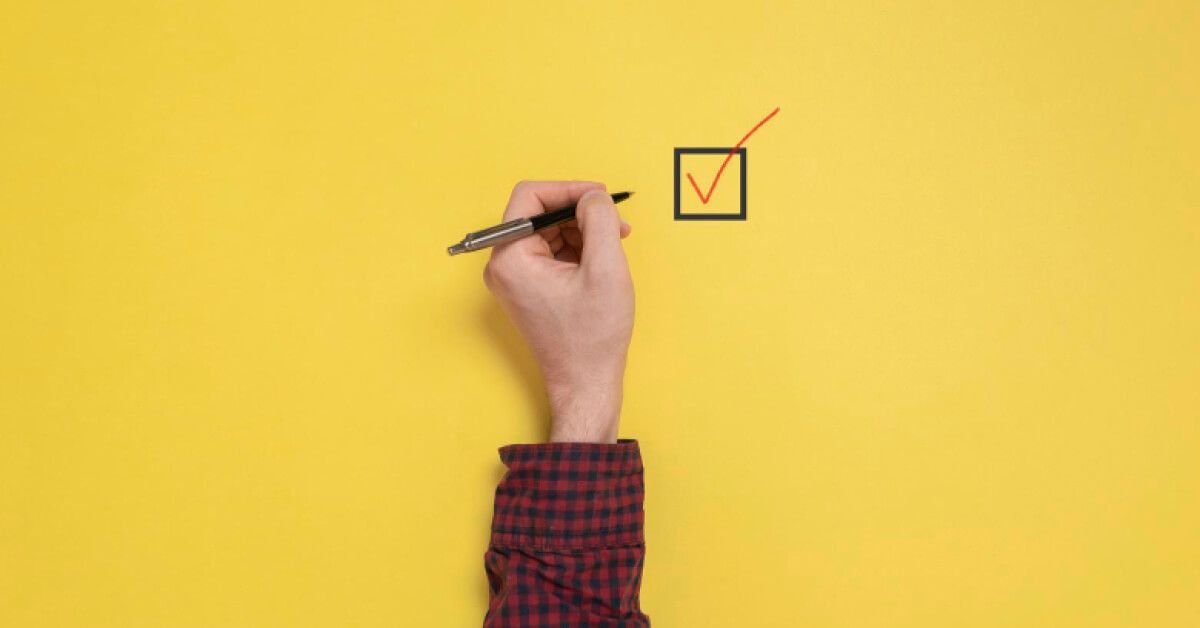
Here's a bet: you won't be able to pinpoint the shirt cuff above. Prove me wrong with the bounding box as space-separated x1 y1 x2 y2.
489 439 645 551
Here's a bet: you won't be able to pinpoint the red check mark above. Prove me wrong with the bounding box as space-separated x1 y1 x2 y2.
685 106 781 204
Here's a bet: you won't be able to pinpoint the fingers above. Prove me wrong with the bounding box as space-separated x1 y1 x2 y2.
562 220 629 249
502 180 606 221
562 226 582 249
555 246 581 264
575 189 627 272
495 180 605 258
492 181 630 264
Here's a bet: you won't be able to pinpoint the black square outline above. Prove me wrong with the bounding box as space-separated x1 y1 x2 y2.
673 147 747 221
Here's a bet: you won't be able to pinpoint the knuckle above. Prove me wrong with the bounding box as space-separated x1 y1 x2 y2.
581 191 612 212
483 257 513 288
579 197 614 225
482 262 495 288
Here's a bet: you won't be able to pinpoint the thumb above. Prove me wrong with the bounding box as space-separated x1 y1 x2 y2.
575 190 626 271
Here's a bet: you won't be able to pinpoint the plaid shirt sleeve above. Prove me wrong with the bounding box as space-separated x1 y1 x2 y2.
483 439 650 627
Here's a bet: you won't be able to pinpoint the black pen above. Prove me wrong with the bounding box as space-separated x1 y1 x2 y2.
447 192 632 256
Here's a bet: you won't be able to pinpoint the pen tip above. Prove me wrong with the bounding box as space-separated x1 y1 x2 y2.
612 191 633 203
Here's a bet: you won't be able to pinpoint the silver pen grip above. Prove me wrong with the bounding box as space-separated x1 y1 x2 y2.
447 218 534 255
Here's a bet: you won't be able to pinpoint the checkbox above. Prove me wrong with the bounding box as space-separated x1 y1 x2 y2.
674 147 747 221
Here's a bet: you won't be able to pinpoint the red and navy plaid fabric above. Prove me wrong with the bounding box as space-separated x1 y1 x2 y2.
484 439 650 627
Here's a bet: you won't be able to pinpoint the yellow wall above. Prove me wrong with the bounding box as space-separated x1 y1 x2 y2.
2 1 1197 626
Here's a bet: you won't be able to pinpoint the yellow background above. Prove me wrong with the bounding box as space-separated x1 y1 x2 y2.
2 1 1198 626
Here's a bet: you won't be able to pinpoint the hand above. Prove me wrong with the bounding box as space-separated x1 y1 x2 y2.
483 181 634 443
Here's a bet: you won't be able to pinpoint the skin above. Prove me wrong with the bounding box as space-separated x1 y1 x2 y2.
483 181 634 443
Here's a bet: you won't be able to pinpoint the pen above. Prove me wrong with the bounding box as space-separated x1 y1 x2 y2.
447 191 632 256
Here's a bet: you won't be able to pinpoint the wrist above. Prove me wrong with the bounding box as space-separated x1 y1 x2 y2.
546 372 624 444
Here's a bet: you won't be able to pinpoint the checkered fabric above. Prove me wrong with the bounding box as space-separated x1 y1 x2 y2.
484 439 650 627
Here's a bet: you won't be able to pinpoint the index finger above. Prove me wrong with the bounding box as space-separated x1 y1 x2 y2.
502 180 607 221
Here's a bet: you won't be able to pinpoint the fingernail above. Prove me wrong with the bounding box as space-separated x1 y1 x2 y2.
621 220 630 229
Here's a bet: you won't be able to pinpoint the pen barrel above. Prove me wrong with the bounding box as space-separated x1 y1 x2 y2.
458 218 535 252
446 193 629 256
528 206 576 231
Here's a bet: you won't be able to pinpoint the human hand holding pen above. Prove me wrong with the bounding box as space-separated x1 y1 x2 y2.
483 181 634 443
